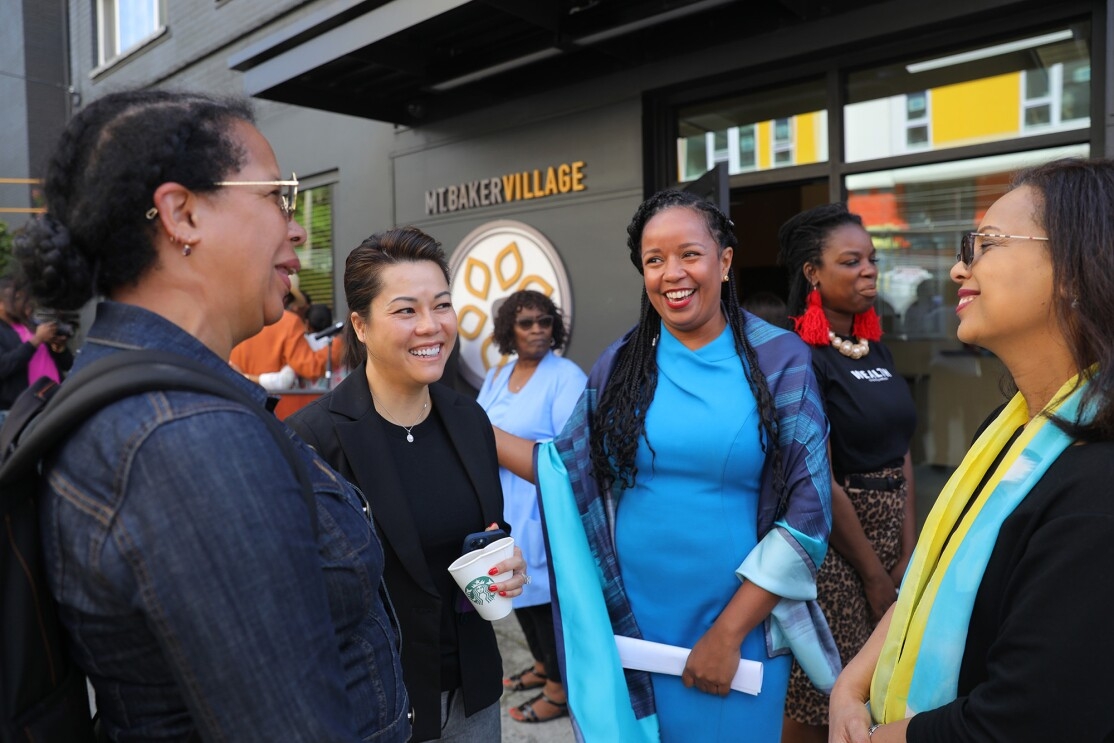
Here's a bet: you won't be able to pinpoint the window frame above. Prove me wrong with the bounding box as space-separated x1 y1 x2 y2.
648 11 1099 197
96 0 167 67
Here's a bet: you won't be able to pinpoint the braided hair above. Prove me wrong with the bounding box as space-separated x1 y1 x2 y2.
590 190 788 514
13 89 253 310
777 203 863 316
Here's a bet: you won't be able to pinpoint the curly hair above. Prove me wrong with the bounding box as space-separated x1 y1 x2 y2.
12 89 253 310
490 290 568 356
776 203 864 316
1011 158 1114 442
342 226 451 369
590 190 788 515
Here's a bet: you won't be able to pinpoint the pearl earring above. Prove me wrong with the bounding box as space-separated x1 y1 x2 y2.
182 243 192 257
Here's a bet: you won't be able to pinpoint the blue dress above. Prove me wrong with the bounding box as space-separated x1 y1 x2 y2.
615 325 791 742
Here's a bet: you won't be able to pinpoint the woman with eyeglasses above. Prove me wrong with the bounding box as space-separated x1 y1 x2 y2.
776 204 916 743
829 158 1114 742
287 227 528 742
476 290 585 725
12 89 409 741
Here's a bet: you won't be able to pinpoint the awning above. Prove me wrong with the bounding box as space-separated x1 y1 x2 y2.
229 0 887 125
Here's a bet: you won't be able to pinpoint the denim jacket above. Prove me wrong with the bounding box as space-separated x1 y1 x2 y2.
40 302 410 742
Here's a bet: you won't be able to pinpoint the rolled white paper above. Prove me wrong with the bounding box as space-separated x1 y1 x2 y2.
613 635 764 696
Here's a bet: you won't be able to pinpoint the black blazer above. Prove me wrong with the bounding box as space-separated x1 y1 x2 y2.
287 368 505 741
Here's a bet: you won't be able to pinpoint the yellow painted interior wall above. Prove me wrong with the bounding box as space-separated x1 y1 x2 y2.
796 112 816 164
757 120 772 170
932 73 1020 144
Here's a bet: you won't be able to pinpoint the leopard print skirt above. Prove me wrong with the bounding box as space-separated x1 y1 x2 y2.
784 465 907 727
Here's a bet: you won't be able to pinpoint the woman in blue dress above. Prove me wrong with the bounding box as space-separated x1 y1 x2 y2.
495 190 839 741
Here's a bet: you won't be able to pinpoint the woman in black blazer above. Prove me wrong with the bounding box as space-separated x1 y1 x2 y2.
288 227 527 742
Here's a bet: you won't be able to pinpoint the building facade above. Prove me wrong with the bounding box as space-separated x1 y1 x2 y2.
1 0 70 230
68 0 1113 506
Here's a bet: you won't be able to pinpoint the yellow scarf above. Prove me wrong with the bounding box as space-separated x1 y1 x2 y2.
871 373 1088 721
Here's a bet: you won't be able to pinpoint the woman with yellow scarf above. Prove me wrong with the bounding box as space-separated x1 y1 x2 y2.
829 158 1114 742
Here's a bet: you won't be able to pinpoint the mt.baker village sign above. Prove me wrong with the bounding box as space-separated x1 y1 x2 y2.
425 161 586 215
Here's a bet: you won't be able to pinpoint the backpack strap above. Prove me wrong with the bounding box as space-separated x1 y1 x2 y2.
0 350 317 534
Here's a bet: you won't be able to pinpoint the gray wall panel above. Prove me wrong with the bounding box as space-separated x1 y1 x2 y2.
393 98 647 368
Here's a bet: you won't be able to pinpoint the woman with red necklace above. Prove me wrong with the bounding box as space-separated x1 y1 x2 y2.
777 203 917 743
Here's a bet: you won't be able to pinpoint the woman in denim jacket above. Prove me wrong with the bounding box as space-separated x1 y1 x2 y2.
12 89 409 742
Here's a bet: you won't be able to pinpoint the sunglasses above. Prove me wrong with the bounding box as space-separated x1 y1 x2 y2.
957 232 1049 268
214 173 299 219
515 314 554 330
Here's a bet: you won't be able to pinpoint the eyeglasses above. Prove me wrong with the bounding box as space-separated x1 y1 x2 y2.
214 172 299 219
958 232 1049 268
515 315 554 330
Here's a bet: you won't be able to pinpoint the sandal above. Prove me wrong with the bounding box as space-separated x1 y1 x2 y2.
509 692 569 723
502 666 547 692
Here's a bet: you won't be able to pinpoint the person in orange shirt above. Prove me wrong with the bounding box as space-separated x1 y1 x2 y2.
230 288 340 388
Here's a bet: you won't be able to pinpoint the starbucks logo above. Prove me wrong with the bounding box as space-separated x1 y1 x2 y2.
465 575 497 605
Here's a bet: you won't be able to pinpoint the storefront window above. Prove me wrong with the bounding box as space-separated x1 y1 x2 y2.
293 183 336 311
846 144 1088 338
846 144 1087 468
844 25 1090 163
676 78 827 181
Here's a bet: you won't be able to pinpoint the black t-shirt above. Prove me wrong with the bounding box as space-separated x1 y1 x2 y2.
378 406 484 693
811 341 916 478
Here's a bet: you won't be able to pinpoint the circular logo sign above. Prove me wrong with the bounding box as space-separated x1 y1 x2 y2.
448 220 572 389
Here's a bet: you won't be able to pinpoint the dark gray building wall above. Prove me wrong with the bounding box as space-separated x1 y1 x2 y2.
0 2 30 220
1 0 68 229
393 99 646 371
23 0 68 184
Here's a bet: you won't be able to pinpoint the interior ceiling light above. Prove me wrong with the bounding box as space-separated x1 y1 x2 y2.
904 29 1074 74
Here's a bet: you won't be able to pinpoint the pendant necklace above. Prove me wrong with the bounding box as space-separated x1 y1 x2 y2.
373 393 429 443
509 367 536 393
829 330 869 359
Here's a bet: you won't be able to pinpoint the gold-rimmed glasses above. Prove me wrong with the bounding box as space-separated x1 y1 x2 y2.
957 232 1049 268
214 172 298 219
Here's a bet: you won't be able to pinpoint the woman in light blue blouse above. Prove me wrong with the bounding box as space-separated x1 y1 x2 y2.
478 290 585 725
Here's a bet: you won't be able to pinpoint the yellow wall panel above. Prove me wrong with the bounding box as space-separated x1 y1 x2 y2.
797 112 816 164
932 73 1020 144
757 120 772 170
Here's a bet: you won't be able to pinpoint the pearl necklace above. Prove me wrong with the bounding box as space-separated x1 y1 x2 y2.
373 394 429 443
829 330 869 359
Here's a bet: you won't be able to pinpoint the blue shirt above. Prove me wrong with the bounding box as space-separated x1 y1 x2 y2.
41 302 409 742
477 351 586 607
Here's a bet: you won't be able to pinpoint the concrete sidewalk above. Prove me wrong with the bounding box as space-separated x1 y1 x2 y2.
495 615 575 743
